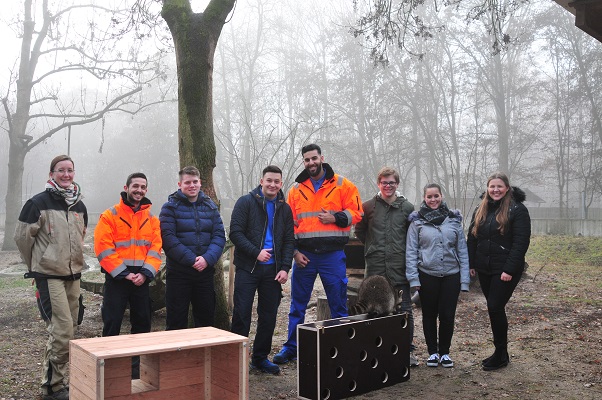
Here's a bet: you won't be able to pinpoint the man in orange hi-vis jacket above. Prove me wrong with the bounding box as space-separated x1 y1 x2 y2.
94 172 162 378
273 143 363 365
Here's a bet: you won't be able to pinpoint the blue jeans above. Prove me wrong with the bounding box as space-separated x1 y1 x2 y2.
282 250 348 352
230 265 283 364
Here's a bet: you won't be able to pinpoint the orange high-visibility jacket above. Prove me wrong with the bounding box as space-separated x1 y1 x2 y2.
94 195 162 279
287 163 363 253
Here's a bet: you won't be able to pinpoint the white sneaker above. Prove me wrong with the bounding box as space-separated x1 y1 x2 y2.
440 354 454 368
426 353 439 367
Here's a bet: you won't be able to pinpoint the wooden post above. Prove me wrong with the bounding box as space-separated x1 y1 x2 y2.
316 294 358 321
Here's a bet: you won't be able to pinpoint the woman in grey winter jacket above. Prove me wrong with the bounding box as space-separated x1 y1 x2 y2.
406 183 469 368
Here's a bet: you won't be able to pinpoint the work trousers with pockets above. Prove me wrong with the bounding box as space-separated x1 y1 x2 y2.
36 278 80 395
418 270 461 356
165 268 216 330
282 250 347 352
230 264 282 364
478 271 522 350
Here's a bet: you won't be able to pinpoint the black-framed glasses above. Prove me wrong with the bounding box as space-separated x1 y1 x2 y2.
379 181 397 187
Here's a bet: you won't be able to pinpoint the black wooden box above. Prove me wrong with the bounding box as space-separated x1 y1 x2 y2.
297 313 410 400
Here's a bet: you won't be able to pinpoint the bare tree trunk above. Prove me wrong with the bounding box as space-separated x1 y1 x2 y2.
3 144 26 250
492 53 510 174
161 0 236 331
3 0 158 249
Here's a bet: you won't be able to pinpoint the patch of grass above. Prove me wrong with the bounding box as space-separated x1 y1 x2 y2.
0 276 32 290
527 236 602 307
528 236 602 266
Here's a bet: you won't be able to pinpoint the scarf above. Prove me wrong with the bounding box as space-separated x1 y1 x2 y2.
45 179 82 205
418 201 452 226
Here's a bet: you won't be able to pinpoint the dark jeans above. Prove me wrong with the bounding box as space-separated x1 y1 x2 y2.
418 271 461 356
101 276 152 378
478 271 522 349
231 265 283 364
165 268 216 330
101 276 152 337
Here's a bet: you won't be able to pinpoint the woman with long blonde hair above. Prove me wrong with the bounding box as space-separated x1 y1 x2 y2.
467 172 531 371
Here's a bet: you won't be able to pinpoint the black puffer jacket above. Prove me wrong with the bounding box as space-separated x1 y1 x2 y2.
229 186 295 274
467 187 531 276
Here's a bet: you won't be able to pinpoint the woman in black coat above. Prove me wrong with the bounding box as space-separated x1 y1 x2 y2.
467 172 531 371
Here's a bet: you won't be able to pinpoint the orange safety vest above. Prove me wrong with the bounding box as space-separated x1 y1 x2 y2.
287 164 363 252
94 196 162 278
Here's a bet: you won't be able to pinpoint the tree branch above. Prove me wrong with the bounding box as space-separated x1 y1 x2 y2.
27 86 142 150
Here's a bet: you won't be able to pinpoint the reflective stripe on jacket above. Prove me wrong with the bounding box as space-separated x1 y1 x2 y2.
94 194 162 279
287 163 363 253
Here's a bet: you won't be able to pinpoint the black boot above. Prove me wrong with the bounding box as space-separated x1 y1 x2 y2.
482 348 509 371
481 352 495 366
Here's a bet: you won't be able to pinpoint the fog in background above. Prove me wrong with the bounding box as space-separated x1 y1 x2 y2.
2 0 602 230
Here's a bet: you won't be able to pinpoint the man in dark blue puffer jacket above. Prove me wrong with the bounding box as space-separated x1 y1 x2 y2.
229 165 295 374
159 166 226 329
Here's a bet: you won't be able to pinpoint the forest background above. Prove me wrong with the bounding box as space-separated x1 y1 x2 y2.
1 0 601 237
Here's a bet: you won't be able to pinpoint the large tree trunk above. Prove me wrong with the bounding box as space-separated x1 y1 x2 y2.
161 0 236 331
2 0 36 250
3 145 27 251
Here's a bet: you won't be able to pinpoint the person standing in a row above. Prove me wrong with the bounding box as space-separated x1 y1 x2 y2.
274 144 363 364
230 165 295 374
468 172 531 371
159 166 226 330
355 167 418 366
94 172 162 378
15 155 87 400
406 183 470 368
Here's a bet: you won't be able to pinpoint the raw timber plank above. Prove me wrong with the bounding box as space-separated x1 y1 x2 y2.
70 327 247 359
104 358 133 398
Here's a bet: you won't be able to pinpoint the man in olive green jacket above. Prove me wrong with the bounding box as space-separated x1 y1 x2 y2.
355 166 417 365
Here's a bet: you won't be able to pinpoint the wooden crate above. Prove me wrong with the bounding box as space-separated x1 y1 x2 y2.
70 327 248 399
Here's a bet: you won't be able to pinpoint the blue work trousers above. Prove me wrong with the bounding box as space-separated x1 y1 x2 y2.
282 250 348 352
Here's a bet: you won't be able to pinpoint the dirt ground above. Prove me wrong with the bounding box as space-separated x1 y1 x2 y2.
0 233 600 400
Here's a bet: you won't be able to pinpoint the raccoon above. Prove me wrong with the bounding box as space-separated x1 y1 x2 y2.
350 275 402 318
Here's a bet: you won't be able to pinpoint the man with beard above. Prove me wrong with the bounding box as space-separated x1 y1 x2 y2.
94 172 162 378
273 144 363 364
